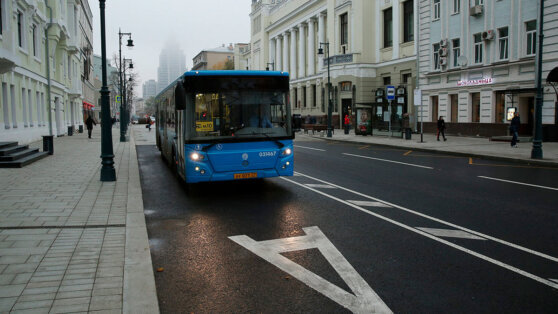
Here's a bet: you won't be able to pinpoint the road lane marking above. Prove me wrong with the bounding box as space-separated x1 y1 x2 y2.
347 200 392 208
294 145 326 152
416 228 486 240
291 171 558 264
229 226 392 313
358 145 370 150
281 175 558 290
550 278 558 284
403 150 413 156
305 184 337 189
343 153 433 169
469 159 558 170
478 176 558 191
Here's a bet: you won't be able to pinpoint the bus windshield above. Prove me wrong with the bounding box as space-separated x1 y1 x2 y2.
188 90 291 141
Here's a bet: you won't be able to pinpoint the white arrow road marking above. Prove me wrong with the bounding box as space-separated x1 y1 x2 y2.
347 200 392 208
305 184 337 189
229 226 392 313
416 228 486 240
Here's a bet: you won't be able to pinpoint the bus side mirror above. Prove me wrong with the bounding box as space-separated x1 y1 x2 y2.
175 83 186 111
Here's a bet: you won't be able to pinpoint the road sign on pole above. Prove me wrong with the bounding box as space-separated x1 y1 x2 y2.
116 95 121 103
386 86 395 133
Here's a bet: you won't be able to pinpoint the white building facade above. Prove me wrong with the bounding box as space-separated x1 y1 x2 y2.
250 0 417 130
417 0 557 139
0 0 92 144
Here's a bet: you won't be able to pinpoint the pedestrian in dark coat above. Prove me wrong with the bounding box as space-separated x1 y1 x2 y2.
85 115 96 139
437 116 447 141
510 112 521 147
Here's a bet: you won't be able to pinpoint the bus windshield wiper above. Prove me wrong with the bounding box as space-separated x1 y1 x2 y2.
251 131 284 148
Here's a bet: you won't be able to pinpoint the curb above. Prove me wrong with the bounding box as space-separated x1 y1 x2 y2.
123 131 160 314
305 134 558 169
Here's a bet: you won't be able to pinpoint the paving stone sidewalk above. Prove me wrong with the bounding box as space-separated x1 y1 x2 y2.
0 127 158 313
301 130 558 166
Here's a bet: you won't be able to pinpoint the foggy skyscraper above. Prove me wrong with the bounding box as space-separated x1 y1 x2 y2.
157 43 187 93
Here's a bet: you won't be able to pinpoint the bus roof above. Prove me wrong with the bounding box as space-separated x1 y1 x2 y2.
183 70 289 77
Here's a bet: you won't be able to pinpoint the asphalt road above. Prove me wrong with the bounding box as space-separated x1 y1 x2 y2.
137 136 558 313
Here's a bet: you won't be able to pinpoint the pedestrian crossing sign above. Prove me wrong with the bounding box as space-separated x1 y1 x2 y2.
116 95 121 103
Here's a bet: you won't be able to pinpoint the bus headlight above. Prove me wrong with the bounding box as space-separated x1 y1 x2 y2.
190 152 204 161
282 148 292 156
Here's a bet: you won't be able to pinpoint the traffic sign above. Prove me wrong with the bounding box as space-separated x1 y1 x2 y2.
116 95 121 103
386 85 395 101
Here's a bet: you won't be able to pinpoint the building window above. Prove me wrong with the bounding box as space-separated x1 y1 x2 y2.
340 13 348 46
433 43 440 70
252 15 261 35
402 73 412 84
471 92 480 122
433 0 440 20
340 81 352 91
17 12 23 48
0 0 3 36
472 0 484 5
474 33 483 64
403 1 414 42
450 94 458 122
32 25 38 57
312 84 317 107
498 27 508 60
526 20 537 56
453 0 460 13
383 77 391 86
452 39 460 67
383 8 392 47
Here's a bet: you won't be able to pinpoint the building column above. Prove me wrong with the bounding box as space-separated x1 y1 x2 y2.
290 28 297 79
318 13 326 72
307 18 316 76
269 38 276 70
283 32 289 72
276 36 283 71
298 23 306 78
392 1 401 60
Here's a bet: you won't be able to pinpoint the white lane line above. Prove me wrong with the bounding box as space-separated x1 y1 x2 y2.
347 200 392 208
416 228 487 240
305 184 336 189
292 171 558 264
343 153 434 169
294 145 326 152
550 278 558 284
478 176 558 191
281 176 558 290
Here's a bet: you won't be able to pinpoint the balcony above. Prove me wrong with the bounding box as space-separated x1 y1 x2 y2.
0 47 18 74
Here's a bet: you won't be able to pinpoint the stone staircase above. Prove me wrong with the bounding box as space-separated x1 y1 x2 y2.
0 141 49 168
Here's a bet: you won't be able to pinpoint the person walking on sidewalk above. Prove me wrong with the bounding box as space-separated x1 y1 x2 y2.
344 114 351 134
437 116 447 141
85 115 96 139
510 112 521 147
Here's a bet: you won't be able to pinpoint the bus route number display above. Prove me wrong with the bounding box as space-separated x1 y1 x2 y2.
196 121 214 131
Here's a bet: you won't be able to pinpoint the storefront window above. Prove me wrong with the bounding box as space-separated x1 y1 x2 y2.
471 92 480 122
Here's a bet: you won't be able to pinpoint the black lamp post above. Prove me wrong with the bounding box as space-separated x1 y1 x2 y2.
531 0 544 159
318 42 332 137
118 29 133 142
122 58 133 133
266 62 275 71
99 0 115 181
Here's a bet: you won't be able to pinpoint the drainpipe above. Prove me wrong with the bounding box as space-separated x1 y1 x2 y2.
45 1 54 137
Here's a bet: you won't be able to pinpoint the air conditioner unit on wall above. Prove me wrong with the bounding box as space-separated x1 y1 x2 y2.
439 57 447 66
482 30 494 40
438 47 448 57
440 39 448 47
470 5 483 16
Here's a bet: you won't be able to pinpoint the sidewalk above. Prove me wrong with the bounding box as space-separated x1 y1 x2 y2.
300 130 558 166
0 126 158 313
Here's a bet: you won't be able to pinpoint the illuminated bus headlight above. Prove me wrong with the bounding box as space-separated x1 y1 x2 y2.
282 148 292 156
190 152 204 161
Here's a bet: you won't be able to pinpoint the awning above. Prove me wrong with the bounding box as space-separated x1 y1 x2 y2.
82 101 95 109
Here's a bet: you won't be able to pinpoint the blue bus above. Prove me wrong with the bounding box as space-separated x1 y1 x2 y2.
155 70 294 183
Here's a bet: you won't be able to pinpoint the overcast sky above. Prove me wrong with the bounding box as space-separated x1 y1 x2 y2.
91 0 251 95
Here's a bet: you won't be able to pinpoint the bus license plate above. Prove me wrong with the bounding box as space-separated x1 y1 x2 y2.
234 172 257 179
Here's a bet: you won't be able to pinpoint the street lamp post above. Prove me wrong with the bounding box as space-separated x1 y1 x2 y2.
318 42 332 138
531 0 545 159
98 0 115 181
122 58 133 132
118 29 133 142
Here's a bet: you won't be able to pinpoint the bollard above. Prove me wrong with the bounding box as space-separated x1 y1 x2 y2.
79 125 84 133
67 126 73 136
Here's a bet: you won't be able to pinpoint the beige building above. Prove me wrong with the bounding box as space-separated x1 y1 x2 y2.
234 43 251 70
250 0 417 131
192 44 235 71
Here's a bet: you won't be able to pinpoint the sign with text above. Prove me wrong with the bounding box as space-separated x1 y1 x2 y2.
196 121 214 131
386 85 395 101
457 78 493 87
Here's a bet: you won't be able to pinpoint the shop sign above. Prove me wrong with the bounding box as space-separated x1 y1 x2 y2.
457 78 494 87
